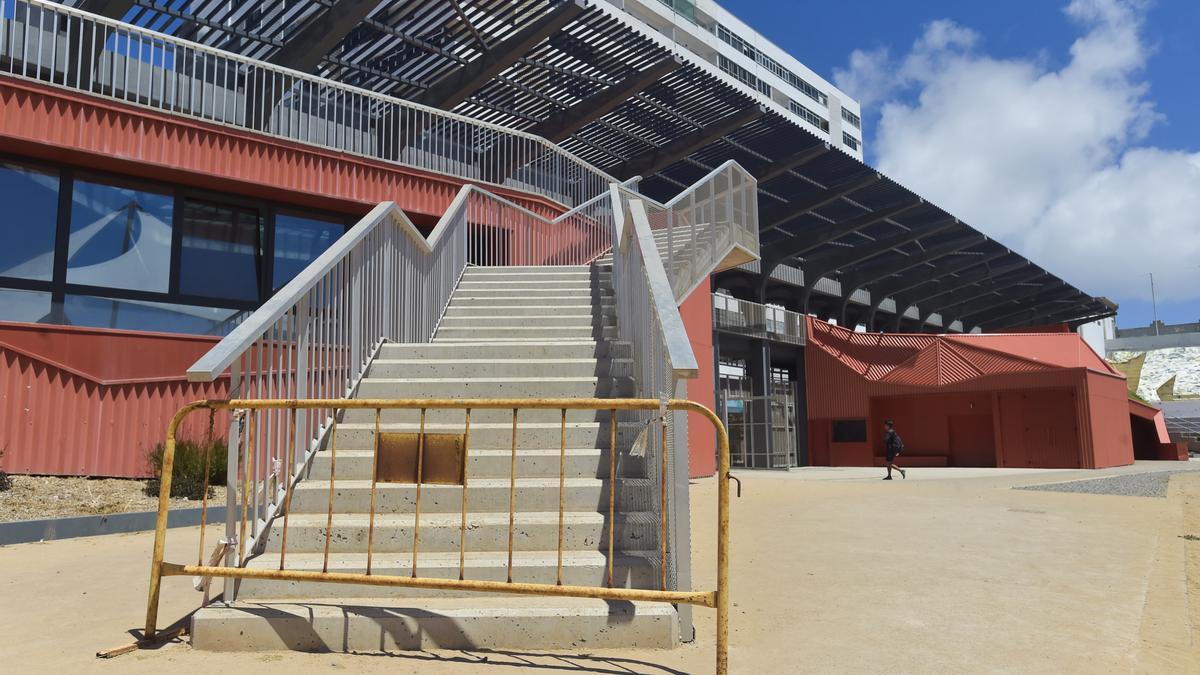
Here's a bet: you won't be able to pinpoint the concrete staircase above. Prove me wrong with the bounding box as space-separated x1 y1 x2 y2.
595 226 719 296
190 265 678 652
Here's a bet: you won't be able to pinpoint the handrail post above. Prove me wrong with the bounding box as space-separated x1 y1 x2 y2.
293 292 311 477
223 359 241 601
349 250 362 393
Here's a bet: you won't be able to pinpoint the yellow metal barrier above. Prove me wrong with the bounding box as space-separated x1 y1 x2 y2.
145 397 732 673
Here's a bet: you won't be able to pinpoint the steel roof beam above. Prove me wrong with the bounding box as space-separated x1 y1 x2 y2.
764 198 921 264
530 56 683 143
78 0 135 17
971 287 1079 328
954 279 1061 323
761 173 883 232
416 0 588 110
910 263 1041 309
611 105 767 179
844 233 984 293
267 0 381 73
753 142 831 184
803 218 959 283
871 250 1008 304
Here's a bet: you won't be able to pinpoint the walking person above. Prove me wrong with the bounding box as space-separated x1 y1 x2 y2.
883 420 906 480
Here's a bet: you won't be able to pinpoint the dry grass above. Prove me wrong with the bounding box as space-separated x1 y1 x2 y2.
0 475 226 523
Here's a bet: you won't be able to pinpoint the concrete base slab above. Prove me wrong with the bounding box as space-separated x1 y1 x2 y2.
190 597 678 652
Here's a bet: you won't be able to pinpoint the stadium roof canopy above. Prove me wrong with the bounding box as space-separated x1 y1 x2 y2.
66 0 1116 332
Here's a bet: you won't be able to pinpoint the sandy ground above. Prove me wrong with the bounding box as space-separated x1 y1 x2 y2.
0 475 227 522
1 463 1198 674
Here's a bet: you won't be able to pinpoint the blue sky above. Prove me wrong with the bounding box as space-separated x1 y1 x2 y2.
723 0 1200 329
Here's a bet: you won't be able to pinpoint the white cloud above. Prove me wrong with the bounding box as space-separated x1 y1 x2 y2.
833 0 1200 304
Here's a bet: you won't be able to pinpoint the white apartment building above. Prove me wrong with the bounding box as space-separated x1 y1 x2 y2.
598 0 865 158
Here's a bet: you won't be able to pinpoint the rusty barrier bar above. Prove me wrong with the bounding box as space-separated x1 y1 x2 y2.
145 397 732 674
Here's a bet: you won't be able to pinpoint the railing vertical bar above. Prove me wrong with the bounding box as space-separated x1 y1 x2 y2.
607 409 616 588
660 416 669 591
278 407 298 570
366 407 380 575
411 407 426 578
458 408 471 581
196 408 214 569
507 407 518 583
322 415 338 574
557 407 566 586
239 411 255 566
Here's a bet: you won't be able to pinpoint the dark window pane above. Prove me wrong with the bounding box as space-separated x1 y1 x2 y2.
0 288 52 323
272 213 342 290
0 162 59 281
66 178 173 292
62 294 244 336
832 419 868 443
179 199 263 302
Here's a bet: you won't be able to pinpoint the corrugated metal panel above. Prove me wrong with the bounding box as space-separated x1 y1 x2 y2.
0 324 231 477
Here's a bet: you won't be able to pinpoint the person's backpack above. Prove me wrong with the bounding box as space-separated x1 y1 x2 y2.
890 431 904 455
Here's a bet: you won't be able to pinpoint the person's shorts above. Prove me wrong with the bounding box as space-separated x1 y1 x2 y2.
886 450 898 462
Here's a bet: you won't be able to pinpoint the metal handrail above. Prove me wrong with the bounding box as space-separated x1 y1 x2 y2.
2 0 618 207
712 293 807 345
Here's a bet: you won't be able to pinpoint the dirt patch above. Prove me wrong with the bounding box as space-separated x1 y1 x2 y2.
0 475 227 523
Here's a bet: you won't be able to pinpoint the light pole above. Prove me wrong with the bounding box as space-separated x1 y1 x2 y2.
1145 272 1160 336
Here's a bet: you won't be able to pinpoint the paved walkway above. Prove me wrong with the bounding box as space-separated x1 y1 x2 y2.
2 462 1198 673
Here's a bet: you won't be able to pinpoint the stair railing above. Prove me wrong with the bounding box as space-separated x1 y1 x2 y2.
615 160 760 302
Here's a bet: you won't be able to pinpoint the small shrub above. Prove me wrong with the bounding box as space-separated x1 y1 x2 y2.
145 437 228 500
0 448 11 492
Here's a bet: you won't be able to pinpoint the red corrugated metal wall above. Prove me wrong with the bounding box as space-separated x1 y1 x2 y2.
0 323 229 477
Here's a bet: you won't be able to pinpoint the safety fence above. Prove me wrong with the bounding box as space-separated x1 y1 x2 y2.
145 397 734 674
1 0 616 208
713 293 807 345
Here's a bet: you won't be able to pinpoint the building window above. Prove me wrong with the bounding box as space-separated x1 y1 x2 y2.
272 212 343 290
788 100 829 132
842 132 860 151
718 54 771 97
61 294 243 335
66 177 174 293
178 199 264 302
656 0 697 23
841 108 861 129
715 24 827 106
0 288 52 323
832 419 868 443
0 161 59 281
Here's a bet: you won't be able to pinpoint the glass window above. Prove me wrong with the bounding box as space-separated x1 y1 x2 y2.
66 178 174 292
62 294 243 336
832 419 868 443
0 288 52 323
0 162 59 281
842 132 860 151
272 213 343 290
179 199 263 302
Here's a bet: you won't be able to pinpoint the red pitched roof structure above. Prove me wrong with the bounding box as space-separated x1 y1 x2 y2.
803 318 1169 470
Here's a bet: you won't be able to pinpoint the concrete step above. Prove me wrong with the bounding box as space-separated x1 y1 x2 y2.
309 448 610 480
432 337 599 344
337 406 623 424
333 420 631 449
450 286 610 297
456 280 601 291
434 325 617 340
190 597 678 651
354 376 630 399
443 304 606 317
438 314 610 328
450 295 613 307
235 550 658 599
365 357 624 379
287 477 644 514
262 510 659 553
377 341 628 360
462 271 609 283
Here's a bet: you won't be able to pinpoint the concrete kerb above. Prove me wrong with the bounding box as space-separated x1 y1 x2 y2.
0 507 222 546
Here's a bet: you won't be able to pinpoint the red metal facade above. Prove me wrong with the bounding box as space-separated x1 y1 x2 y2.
804 318 1141 469
0 323 230 477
